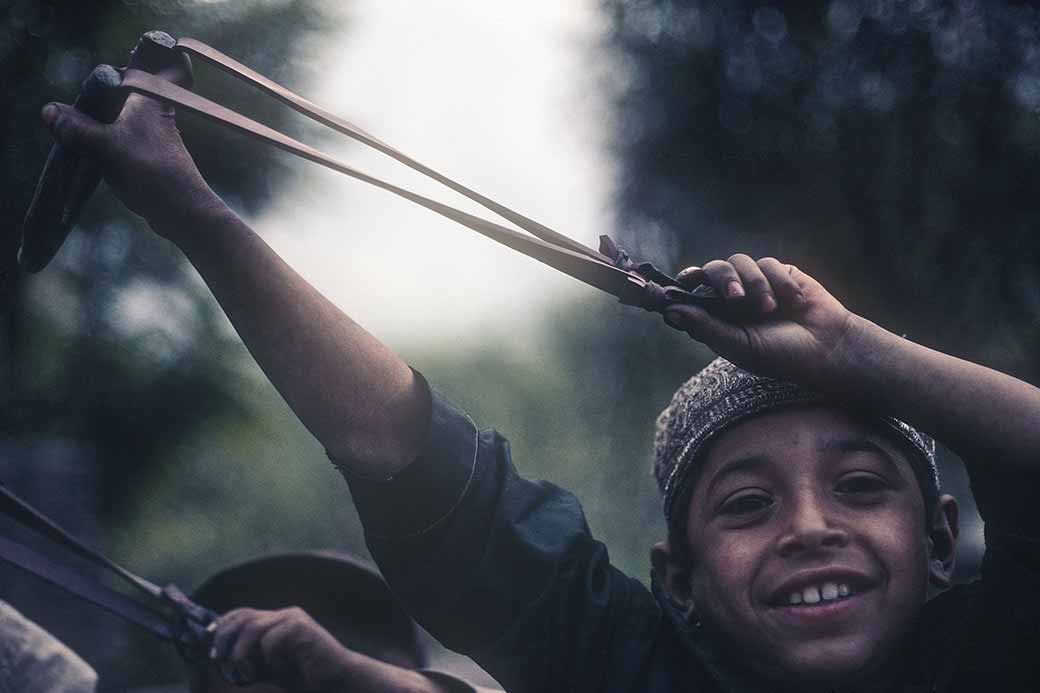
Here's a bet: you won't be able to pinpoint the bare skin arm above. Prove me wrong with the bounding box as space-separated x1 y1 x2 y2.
41 93 428 477
170 206 429 475
824 315 1040 466
664 256 1040 468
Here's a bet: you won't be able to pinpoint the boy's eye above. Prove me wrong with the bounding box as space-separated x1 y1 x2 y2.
835 473 890 495
720 492 774 516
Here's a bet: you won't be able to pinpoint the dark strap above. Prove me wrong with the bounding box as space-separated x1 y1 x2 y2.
0 484 215 657
0 535 176 640
0 484 161 599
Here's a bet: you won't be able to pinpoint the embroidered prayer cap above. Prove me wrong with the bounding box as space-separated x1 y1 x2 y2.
653 357 939 533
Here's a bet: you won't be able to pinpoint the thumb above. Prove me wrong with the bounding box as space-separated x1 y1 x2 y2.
42 103 109 158
662 304 746 351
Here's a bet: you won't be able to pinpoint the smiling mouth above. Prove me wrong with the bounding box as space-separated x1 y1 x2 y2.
766 570 879 612
781 581 856 607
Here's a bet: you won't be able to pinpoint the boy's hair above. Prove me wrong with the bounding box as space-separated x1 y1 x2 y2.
654 358 940 556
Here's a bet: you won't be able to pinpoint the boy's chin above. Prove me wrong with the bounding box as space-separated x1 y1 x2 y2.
768 637 893 687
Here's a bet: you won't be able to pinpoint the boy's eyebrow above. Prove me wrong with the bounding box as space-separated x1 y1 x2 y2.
823 437 906 478
705 456 771 498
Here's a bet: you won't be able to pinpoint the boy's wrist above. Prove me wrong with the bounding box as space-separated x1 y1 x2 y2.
148 192 237 252
302 645 364 691
321 649 448 693
817 313 899 394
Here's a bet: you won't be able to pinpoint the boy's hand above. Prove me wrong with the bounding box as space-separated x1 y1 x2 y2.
207 606 358 690
206 607 450 693
41 88 225 242
664 255 857 385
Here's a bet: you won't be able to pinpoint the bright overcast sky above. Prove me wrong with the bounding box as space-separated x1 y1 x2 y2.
252 1 617 347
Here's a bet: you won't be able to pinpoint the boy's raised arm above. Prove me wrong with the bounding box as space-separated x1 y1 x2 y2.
41 94 430 478
825 315 1040 468
664 255 1040 470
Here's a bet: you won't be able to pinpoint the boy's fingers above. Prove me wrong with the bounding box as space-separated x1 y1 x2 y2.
675 266 706 290
757 257 805 310
257 619 292 660
257 618 308 671
210 608 259 659
43 103 108 158
786 264 822 294
228 616 278 679
702 260 745 300
729 254 775 313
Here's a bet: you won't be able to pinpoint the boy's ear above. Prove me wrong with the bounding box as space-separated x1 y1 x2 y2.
927 494 959 589
651 541 694 610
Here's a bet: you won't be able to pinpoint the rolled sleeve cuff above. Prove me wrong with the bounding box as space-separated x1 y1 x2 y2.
420 669 500 692
342 385 478 540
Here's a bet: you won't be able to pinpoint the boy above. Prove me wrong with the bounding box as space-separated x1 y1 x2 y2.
39 77 1040 691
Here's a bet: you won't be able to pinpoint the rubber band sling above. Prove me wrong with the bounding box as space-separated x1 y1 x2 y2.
129 38 720 313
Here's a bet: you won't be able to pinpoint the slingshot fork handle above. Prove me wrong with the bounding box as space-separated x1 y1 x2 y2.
19 30 193 273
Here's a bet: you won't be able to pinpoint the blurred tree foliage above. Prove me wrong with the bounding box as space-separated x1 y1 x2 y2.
601 0 1040 383
1 1 348 688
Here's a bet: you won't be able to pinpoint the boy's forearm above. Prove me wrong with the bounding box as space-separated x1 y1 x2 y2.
154 202 430 477
826 314 1040 467
328 650 456 693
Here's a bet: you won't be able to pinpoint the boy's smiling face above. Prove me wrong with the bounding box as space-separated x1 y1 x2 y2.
668 405 957 686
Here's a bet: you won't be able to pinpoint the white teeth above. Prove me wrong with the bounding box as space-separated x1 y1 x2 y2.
785 581 856 607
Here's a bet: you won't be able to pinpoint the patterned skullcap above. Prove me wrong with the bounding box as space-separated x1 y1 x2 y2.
654 357 939 537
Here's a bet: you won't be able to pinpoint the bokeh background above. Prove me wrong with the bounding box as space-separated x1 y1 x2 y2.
2 0 1038 689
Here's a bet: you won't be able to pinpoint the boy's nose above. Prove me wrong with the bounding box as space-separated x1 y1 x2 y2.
776 495 849 556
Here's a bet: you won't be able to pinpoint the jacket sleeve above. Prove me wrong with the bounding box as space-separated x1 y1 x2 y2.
342 382 663 693
966 457 1040 584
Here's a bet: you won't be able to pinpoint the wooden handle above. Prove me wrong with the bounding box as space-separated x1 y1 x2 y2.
18 31 193 273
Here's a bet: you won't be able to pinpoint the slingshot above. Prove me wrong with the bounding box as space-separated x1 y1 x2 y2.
0 482 215 662
22 31 720 314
